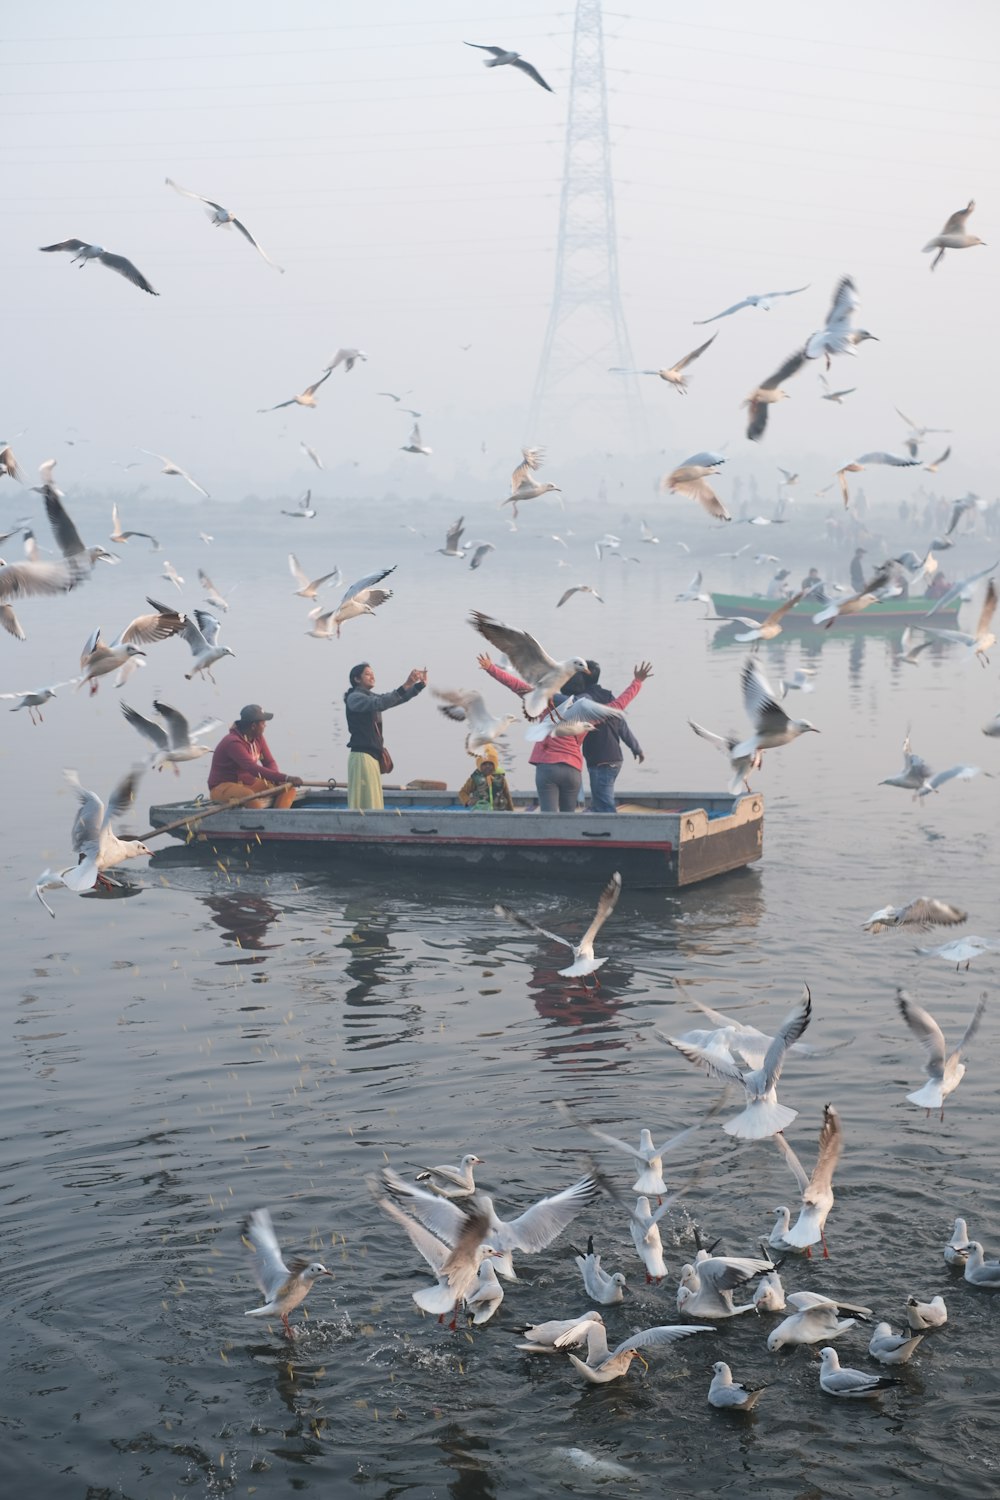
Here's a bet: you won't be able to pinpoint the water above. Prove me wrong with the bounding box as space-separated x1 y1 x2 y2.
3 503 999 1497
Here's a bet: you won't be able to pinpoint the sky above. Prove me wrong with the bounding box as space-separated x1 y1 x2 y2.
4 0 999 505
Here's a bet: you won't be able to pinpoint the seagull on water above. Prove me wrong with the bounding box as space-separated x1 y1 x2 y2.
863 897 967 934
818 1348 899 1399
766 1291 869 1350
694 285 809 324
676 1255 773 1318
773 1103 842 1257
610 333 717 394
575 1237 627 1304
165 178 283 271
906 1295 948 1330
259 371 332 413
470 610 588 717
414 1153 483 1199
35 764 150 916
464 42 554 92
139 449 210 498
495 871 621 983
897 989 986 1116
567 1320 710 1383
39 239 158 295
944 1219 971 1266
242 1208 332 1338
869 1323 924 1365
373 1186 493 1323
923 199 985 270
708 1362 768 1410
433 687 517 753
517 1311 604 1352
121 699 221 775
663 987 812 1139
962 1244 1000 1288
309 566 396 639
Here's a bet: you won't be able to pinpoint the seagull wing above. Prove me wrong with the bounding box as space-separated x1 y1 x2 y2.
576 871 622 950
242 1208 292 1300
373 1192 450 1275
556 587 581 608
741 656 790 736
661 1035 748 1088
941 199 974 234
340 565 397 605
380 1167 469 1245
897 898 968 930
976 579 998 639
693 298 751 324
955 996 987 1060
464 42 508 56
97 251 158 295
766 284 810 299
511 447 545 489
806 1103 842 1196
823 275 859 333
42 490 87 560
758 988 812 1091
853 452 920 467
772 1130 812 1195
118 602 186 646
0 558 77 603
303 369 333 400
39 239 90 253
553 697 622 727
445 516 465 551
762 591 806 627
511 56 554 92
607 1325 710 1359
231 216 284 271
584 1126 645 1159
469 612 561 683
150 699 193 749
64 769 104 852
181 615 209 654
688 721 737 756
760 348 807 391
494 901 573 951
105 764 144 824
897 990 947 1081
499 1175 599 1252
165 178 220 209
192 610 222 646
672 333 718 371
121 701 169 751
288 554 311 590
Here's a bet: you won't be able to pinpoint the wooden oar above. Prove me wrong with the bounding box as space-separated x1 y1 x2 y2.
135 782 296 842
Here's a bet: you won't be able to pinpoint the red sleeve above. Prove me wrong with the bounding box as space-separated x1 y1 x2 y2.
609 678 643 713
484 663 530 696
230 734 285 784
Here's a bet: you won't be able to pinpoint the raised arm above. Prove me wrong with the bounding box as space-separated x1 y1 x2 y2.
478 654 530 697
609 661 654 713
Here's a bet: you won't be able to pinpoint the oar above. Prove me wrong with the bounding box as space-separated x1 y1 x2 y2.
134 782 297 842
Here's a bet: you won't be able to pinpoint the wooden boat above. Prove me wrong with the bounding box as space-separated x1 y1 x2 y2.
147 786 764 890
710 592 960 630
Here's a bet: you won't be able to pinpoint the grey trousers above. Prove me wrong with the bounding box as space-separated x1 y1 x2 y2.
535 761 581 812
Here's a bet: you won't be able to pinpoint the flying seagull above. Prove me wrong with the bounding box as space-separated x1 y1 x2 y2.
259 370 332 413
733 655 820 756
819 373 855 403
469 610 588 718
836 452 920 509
495 872 622 983
121 698 221 775
241 1208 332 1338
923 199 985 270
438 517 466 557
917 578 997 665
288 553 340 600
39 239 158 295
139 450 210 498
165 178 284 271
694 285 809 324
326 348 367 372
282 490 317 520
401 422 432 455
556 584 604 608
300 442 324 470
863 897 967 934
744 349 806 440
773 1102 842 1255
896 989 986 1116
434 687 518 752
610 333 717 394
663 459 731 521
502 448 561 522
464 42 554 92
805 276 877 364
34 764 150 915
110 503 159 551
309 566 396 638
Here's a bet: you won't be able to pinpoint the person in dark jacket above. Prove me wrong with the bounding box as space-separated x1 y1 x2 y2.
344 662 426 810
580 660 644 814
849 547 867 593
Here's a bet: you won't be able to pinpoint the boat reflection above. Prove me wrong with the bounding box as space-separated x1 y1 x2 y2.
201 890 284 961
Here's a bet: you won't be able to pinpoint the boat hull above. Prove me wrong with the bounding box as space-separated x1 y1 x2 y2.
710 593 960 630
148 788 764 889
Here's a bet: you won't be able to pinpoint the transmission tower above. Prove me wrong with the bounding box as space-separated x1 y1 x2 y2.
526 0 645 452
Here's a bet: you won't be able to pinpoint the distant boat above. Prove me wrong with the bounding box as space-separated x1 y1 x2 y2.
710 592 960 631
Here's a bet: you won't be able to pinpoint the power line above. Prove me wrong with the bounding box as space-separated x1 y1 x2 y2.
2 32 573 68
5 13 570 45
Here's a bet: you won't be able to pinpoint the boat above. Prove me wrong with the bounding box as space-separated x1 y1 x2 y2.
710 592 960 631
147 786 764 890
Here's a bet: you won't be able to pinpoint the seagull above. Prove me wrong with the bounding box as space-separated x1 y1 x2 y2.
468 542 494 570
664 462 731 521
33 462 119 571
524 697 624 744
868 1323 924 1365
663 987 812 1139
438 517 466 557
897 990 986 1115
181 610 235 682
198 568 228 613
753 1270 786 1310
918 579 997 665
326 348 367 372
836 452 920 509
466 1257 505 1324
805 276 877 363
556 584 603 608
943 493 987 537
0 556 80 619
629 1197 671 1284
983 711 1000 738
414 1154 483 1199
517 1311 605 1352
610 333 717 394
818 1348 899 1399
773 1103 842 1257
469 610 589 718
401 421 432 455
575 1238 627 1304
896 627 934 670
578 1123 698 1198
879 733 979 800
726 592 806 648
241 1208 332 1338
923 199 985 270
894 406 951 456
259 370 332 413
39 239 158 295
310 566 396 638
687 721 761 797
0 682 69 723
708 1362 768 1410
139 450 210 498
777 467 799 487
693 285 809 324
766 1292 869 1350
744 349 806 440
671 997 843 1068
110 503 158 551
282 490 317 519
568 1322 710 1384
464 42 553 92
161 561 184 592
733 655 820 758
496 872 621 983
165 178 284 271
926 556 999 615
962 1243 1000 1288
864 898 967 934
676 1256 772 1318
373 1187 493 1323
918 936 997 970
779 667 817 696
0 444 24 482
944 1219 972 1266
502 449 561 521
300 442 324 470
640 520 659 544
35 764 150 915
819 373 856 403
121 699 221 775
676 570 711 604
288 553 340 601
433 687 518 752
76 600 186 694
906 1295 948 1329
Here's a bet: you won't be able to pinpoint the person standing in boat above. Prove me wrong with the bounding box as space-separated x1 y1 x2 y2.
208 705 303 809
579 660 644 814
345 662 426 810
476 653 652 812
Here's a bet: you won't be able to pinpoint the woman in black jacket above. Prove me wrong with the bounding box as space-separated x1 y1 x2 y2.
344 662 426 809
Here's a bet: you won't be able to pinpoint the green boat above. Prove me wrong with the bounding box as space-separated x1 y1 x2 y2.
710 592 960 631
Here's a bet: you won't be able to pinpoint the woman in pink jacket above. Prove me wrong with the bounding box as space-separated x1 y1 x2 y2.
477 653 653 812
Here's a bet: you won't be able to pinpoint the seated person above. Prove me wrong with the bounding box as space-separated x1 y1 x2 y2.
458 745 513 811
924 572 950 599
208 704 302 809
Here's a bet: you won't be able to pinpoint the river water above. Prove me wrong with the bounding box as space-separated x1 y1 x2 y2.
2 497 999 1498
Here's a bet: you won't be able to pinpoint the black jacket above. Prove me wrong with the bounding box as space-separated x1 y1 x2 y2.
582 684 642 768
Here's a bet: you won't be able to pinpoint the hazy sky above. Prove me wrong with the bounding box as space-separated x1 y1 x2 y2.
5 0 999 502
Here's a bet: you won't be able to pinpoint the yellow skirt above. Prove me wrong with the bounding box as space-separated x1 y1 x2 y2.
347 751 383 810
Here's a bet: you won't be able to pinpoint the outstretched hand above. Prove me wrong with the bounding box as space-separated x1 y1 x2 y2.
633 661 654 681
476 652 494 671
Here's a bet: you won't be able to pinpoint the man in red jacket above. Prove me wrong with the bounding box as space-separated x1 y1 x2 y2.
208 704 303 808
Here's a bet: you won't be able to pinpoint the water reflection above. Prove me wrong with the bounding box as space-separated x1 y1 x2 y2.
339 903 401 1007
201 890 284 961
